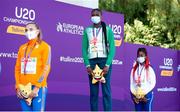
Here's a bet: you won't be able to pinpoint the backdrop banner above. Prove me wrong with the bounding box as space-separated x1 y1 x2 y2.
0 0 179 111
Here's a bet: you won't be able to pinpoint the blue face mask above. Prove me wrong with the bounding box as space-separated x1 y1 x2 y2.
91 16 101 24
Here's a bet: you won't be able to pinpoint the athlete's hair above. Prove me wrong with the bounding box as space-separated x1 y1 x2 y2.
137 48 147 57
132 47 150 80
91 8 102 15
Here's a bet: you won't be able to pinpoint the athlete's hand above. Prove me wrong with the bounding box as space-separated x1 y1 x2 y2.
87 67 95 76
16 88 23 99
101 66 109 76
29 87 39 99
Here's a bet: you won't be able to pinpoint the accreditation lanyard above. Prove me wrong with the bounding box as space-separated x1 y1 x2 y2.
136 66 145 85
92 27 101 46
23 42 36 74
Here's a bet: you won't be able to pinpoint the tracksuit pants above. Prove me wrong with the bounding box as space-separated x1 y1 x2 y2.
19 86 47 111
88 58 112 111
131 91 154 111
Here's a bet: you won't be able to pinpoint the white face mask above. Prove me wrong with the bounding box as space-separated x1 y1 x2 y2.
25 31 38 40
137 57 145 64
91 16 101 24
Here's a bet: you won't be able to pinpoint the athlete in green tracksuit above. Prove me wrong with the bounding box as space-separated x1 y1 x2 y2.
82 8 116 111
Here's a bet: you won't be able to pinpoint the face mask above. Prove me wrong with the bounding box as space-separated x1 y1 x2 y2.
91 16 101 24
25 31 38 40
137 57 145 64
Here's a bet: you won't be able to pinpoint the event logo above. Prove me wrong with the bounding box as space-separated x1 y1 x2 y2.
157 87 177 92
0 52 18 59
4 7 36 35
60 56 84 63
7 25 25 35
159 58 174 76
3 7 35 25
15 7 35 21
109 24 123 47
59 56 123 65
56 21 123 47
56 22 84 35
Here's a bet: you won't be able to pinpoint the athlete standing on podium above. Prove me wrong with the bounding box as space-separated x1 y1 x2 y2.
15 22 51 111
82 9 116 111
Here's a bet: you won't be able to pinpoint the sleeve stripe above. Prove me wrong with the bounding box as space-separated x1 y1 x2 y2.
38 45 51 83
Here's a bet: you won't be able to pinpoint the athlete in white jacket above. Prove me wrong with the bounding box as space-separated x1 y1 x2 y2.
130 48 156 111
